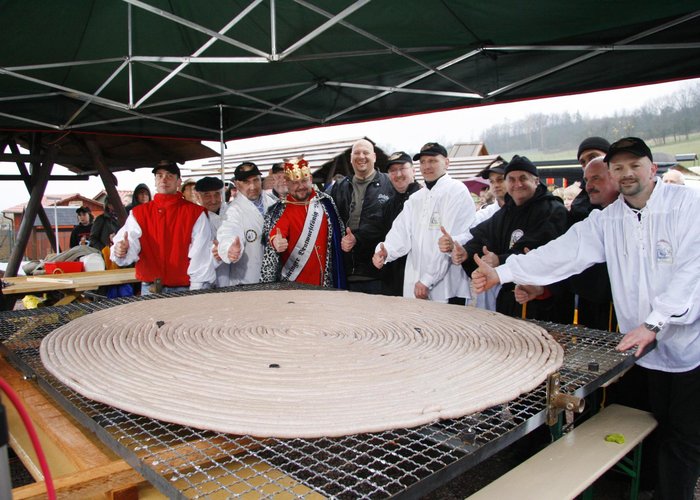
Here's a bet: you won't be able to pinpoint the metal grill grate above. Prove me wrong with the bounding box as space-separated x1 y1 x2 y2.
0 286 635 499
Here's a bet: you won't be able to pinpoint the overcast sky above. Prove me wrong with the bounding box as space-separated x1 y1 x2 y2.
2 77 699 210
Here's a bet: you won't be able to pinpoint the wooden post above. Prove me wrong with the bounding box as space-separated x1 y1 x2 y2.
7 140 58 251
83 139 128 226
5 143 57 277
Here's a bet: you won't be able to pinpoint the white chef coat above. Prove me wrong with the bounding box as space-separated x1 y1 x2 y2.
496 179 700 372
217 192 276 285
379 174 475 302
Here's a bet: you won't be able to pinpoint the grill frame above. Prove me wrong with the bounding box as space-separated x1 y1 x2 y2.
0 284 636 499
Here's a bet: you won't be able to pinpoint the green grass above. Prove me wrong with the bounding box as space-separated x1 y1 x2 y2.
494 132 700 168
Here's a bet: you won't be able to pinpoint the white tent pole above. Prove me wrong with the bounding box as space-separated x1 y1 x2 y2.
219 104 226 192
53 199 59 252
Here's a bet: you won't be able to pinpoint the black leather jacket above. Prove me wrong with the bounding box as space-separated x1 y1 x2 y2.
331 172 394 279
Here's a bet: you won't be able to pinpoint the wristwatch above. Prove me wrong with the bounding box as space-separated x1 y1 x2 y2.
643 322 662 334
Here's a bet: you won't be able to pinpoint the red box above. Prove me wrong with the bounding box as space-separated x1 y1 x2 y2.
45 261 84 274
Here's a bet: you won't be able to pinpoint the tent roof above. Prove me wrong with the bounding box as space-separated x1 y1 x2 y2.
2 1 699 142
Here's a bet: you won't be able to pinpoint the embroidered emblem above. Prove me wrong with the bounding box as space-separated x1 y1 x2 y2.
509 229 524 249
378 193 390 204
429 210 441 229
656 239 673 264
246 229 258 243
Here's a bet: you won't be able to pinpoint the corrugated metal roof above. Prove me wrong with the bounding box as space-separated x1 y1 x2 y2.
184 137 366 179
32 206 80 227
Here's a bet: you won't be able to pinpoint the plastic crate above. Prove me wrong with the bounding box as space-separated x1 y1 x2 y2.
44 261 84 274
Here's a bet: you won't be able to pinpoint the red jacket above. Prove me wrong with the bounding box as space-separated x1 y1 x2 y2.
132 193 205 286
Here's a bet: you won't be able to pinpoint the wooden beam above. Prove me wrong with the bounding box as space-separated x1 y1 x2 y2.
0 174 91 181
11 460 145 500
84 138 128 226
5 140 57 277
0 356 115 471
8 140 60 247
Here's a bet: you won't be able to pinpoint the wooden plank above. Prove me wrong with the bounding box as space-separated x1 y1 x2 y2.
12 460 146 500
468 404 657 500
2 269 137 296
26 277 75 284
0 356 116 472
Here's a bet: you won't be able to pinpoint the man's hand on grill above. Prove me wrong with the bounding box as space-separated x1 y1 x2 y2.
114 232 129 258
616 324 656 357
471 254 500 293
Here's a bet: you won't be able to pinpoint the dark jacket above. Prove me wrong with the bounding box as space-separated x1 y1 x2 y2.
568 188 595 225
331 171 394 280
125 183 152 214
69 223 93 247
89 213 120 251
463 183 571 322
380 182 422 296
566 206 617 331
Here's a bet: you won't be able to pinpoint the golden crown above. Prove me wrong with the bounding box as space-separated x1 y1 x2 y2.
283 156 311 181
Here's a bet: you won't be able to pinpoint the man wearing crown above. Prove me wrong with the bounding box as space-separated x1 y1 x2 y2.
260 157 346 288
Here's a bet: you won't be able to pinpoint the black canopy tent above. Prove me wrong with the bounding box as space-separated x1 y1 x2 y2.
1 0 700 275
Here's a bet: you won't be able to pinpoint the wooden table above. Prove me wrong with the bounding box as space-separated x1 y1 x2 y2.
2 269 138 306
0 355 159 499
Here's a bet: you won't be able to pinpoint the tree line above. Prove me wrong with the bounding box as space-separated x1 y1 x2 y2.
481 83 700 153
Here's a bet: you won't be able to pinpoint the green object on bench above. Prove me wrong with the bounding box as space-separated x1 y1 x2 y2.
468 404 657 500
604 433 625 444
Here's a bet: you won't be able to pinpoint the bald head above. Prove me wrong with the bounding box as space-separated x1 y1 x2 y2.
584 156 619 208
662 169 685 185
350 139 377 179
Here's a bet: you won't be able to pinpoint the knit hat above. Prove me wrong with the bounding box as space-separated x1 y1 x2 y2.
577 137 610 160
504 155 538 177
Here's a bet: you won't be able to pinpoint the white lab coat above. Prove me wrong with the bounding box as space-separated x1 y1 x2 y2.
217 192 276 285
380 174 475 302
497 179 700 372
208 203 231 287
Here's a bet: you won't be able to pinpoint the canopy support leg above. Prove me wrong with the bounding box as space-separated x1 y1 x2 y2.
84 138 128 226
6 140 57 277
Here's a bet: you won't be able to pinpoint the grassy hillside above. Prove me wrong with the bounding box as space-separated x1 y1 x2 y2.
494 132 700 168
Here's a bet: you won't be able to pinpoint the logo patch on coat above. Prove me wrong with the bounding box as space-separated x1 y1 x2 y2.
378 193 390 204
509 229 524 249
246 229 258 243
656 239 673 264
429 210 441 229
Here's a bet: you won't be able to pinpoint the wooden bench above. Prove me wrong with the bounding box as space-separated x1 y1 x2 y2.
468 404 657 500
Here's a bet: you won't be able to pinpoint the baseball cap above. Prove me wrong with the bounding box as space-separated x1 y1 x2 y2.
152 160 181 177
234 162 262 181
271 162 285 174
604 137 653 163
478 157 507 179
386 151 413 168
412 142 448 161
75 206 91 214
195 176 224 192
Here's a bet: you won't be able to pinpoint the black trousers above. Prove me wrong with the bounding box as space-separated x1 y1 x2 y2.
647 364 700 500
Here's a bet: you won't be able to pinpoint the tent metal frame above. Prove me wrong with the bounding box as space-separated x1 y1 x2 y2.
1 1 698 140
